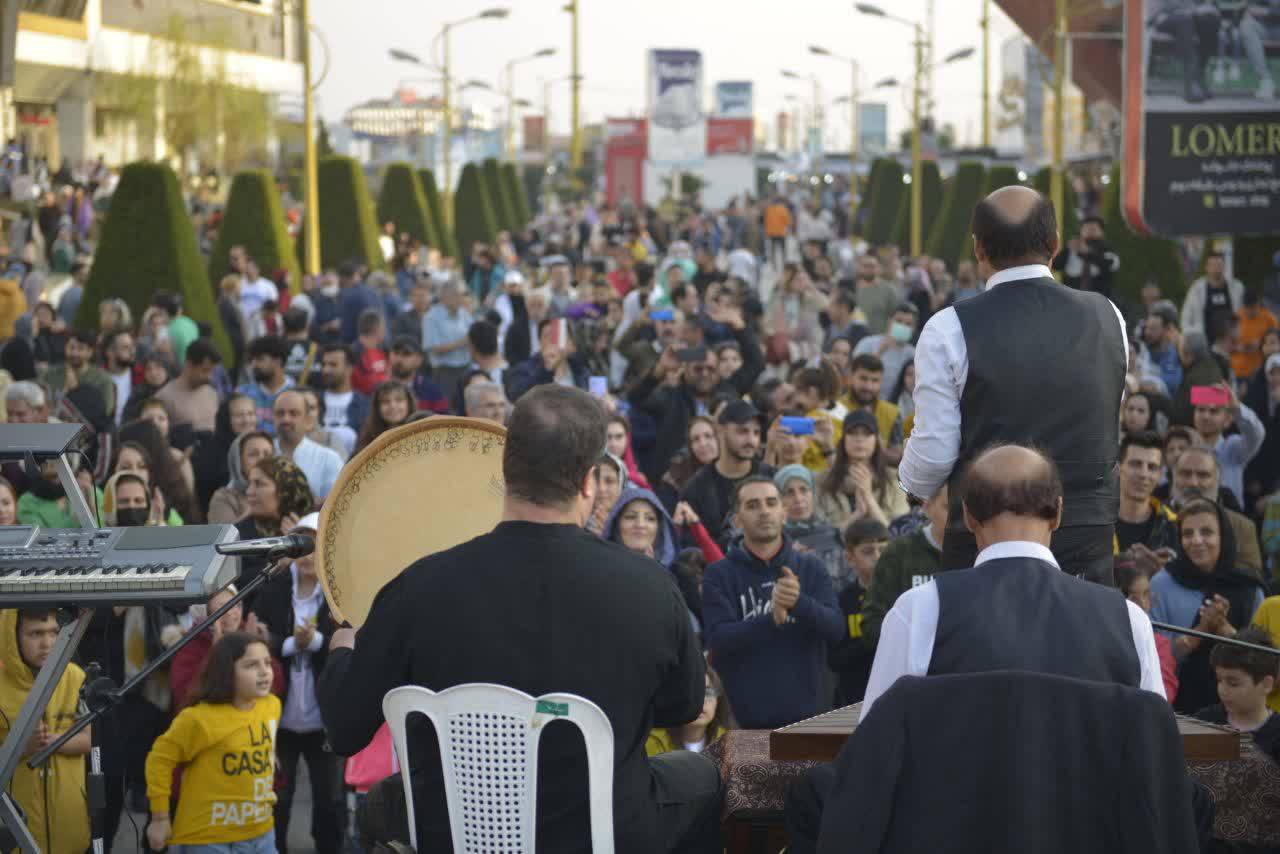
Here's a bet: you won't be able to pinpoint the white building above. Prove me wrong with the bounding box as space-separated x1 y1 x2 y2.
4 0 304 168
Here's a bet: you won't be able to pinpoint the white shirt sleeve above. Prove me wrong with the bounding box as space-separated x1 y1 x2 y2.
860 582 940 720
1127 601 1168 700
898 307 966 499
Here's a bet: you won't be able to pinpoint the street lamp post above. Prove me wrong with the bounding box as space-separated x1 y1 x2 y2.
782 69 823 205
810 45 862 237
300 0 320 276
390 7 508 231
857 2 972 256
564 1 582 174
502 47 556 162
981 0 991 148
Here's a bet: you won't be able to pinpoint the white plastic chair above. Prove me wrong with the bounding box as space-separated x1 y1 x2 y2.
382 683 615 854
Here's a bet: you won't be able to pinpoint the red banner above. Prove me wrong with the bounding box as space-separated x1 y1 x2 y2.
707 118 753 155
522 115 545 151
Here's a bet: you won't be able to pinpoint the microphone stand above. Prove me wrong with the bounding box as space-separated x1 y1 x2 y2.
1150 620 1280 656
30 552 295 768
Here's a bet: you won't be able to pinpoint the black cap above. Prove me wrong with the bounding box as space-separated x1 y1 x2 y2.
842 408 878 434
391 335 422 355
719 399 762 426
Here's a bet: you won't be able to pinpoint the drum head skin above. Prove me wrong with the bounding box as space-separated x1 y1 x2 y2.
317 416 506 626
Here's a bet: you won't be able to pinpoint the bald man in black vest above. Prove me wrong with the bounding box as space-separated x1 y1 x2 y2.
898 186 1128 584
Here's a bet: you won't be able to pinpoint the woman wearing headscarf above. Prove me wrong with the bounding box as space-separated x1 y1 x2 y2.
207 431 274 524
604 485 724 566
1152 498 1268 713
775 464 846 590
237 456 314 598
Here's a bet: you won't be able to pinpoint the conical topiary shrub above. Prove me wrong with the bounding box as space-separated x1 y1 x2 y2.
208 169 302 292
453 162 499 257
1102 163 1187 306
377 163 440 251
890 160 943 255
1032 166 1080 241
925 161 985 270
952 165 1025 265
298 155 386 272
77 162 231 361
418 168 459 259
502 162 530 228
863 158 905 247
482 158 519 235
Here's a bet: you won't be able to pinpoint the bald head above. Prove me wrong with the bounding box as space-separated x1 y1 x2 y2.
961 444 1063 547
971 186 1059 274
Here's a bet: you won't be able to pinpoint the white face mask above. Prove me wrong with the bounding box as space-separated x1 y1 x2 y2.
320 284 339 298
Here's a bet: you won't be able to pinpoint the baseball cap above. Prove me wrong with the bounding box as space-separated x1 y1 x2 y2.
842 409 878 434
718 399 763 426
391 335 422 355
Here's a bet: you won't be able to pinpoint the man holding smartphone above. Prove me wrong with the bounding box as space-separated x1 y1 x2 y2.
900 186 1128 584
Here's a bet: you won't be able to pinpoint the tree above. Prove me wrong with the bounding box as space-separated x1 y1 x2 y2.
863 158 905 247
77 162 231 361
502 162 531 228
297 155 386 272
1102 164 1187 306
377 163 440 252
925 161 985 269
453 163 498 257
1032 166 1080 241
482 158 519 234
890 160 943 254
418 169 459 259
208 169 302 291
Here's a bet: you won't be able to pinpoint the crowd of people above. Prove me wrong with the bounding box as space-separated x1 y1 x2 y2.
0 173 1278 852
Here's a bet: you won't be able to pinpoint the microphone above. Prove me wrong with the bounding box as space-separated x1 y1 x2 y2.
216 533 315 559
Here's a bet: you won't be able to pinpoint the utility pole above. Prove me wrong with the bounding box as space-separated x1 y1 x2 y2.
981 0 991 148
568 1 582 174
300 0 320 276
1051 0 1067 247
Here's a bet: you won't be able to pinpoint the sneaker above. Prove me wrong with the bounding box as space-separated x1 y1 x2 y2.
1258 78 1276 100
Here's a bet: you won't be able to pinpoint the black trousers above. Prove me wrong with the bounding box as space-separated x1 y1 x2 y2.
651 750 724 854
941 524 1116 586
275 728 344 854
785 763 1216 854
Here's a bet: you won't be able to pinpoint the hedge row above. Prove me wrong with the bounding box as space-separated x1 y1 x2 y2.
925 161 985 269
377 163 442 253
1102 163 1187 305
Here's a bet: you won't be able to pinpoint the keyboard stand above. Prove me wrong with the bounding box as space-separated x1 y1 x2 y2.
0 451 99 852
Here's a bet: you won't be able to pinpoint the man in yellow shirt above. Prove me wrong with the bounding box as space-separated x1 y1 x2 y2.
839 353 904 465
0 609 91 854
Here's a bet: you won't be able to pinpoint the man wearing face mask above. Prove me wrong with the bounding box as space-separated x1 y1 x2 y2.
853 303 917 401
320 386 722 854
1051 216 1120 298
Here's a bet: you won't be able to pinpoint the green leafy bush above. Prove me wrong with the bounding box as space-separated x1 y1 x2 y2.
863 158 905 247
377 163 440 251
77 162 231 360
925 161 985 270
890 160 943 254
482 158 519 234
208 169 301 291
298 155 386 272
502 162 530 228
1031 166 1080 241
418 168 459 259
1102 164 1187 305
453 162 498 257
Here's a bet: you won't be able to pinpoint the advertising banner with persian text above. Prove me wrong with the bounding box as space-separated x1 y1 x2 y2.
647 48 706 166
1124 0 1280 236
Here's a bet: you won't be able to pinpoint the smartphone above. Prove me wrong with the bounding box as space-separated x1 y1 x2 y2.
651 308 675 322
1190 385 1229 407
588 376 608 398
780 415 816 436
677 346 707 363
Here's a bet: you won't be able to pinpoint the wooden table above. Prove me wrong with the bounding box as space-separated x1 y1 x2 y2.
769 703 1246 762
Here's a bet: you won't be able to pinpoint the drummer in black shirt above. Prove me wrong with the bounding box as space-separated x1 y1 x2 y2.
318 385 722 854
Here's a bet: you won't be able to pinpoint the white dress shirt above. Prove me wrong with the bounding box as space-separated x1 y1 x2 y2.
860 540 1166 720
279 435 343 500
899 264 1130 499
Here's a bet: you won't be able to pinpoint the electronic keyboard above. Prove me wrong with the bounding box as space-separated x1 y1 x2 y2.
0 525 241 607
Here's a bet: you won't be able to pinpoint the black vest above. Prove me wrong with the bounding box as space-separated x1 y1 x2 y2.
948 277 1125 532
928 557 1141 686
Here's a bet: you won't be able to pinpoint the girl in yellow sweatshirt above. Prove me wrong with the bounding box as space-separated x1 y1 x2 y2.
145 632 281 853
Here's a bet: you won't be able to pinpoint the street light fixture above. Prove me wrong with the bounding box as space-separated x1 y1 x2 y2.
391 8 509 230
502 47 557 161
781 69 824 203
858 2 972 255
808 44 865 237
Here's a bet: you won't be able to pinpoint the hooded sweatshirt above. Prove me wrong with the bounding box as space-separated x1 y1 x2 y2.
207 433 253 524
702 537 843 728
0 610 89 854
604 486 679 567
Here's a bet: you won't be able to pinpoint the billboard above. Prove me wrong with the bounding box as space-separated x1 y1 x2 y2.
522 115 545 152
647 49 706 165
715 81 754 117
707 118 753 155
857 102 888 155
1123 1 1280 236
